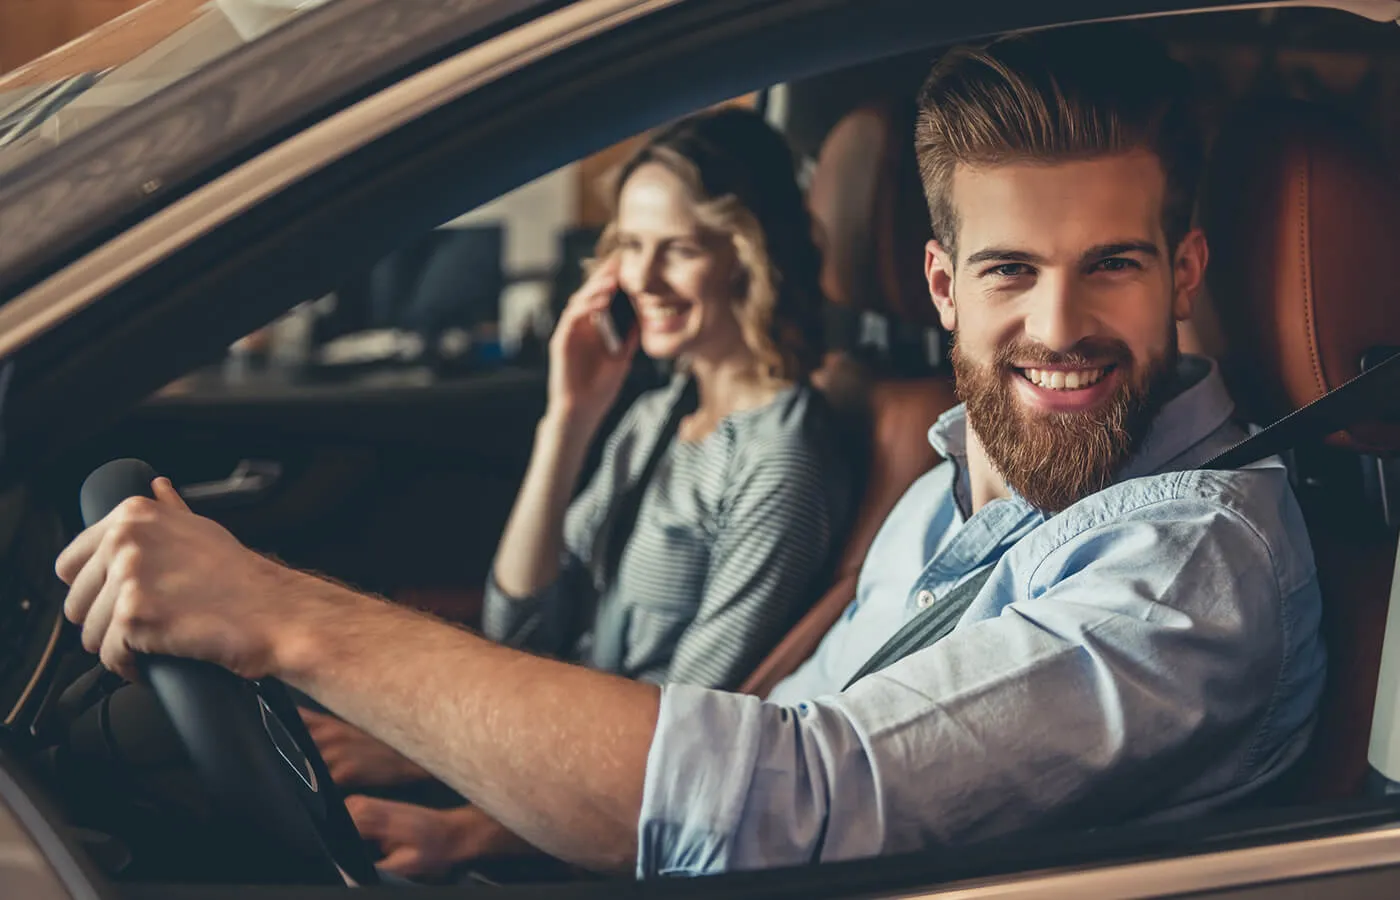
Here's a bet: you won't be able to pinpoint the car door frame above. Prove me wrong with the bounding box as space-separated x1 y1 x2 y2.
4 0 1400 895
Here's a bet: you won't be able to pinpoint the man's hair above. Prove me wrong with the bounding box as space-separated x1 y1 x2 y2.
915 27 1203 261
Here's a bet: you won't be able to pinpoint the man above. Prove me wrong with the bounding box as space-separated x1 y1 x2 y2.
59 28 1324 877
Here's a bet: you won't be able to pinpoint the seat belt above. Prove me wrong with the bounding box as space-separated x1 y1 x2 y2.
845 350 1400 690
1200 348 1400 471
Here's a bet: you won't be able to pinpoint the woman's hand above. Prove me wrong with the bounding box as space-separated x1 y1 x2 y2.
547 256 640 431
300 708 431 788
347 798 536 880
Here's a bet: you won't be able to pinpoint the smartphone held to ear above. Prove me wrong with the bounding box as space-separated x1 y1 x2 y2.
593 288 638 355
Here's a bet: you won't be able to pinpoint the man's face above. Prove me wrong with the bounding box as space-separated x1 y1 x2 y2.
925 150 1208 512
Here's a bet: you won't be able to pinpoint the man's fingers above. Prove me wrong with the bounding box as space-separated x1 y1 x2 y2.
152 477 190 512
299 707 337 738
377 847 423 877
346 795 389 835
78 572 119 655
97 613 139 684
326 754 359 786
63 542 110 631
56 519 109 587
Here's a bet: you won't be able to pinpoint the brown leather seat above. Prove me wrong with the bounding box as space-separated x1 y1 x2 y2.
740 104 957 697
807 101 939 328
1202 99 1400 801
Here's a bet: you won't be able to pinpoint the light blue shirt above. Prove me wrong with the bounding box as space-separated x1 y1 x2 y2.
637 355 1326 876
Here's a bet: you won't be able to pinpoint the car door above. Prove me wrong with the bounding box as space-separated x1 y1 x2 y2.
6 0 1400 897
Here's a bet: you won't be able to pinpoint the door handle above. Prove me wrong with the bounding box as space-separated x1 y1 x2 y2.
180 459 283 501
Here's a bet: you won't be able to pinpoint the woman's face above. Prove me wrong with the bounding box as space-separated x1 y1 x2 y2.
613 163 749 363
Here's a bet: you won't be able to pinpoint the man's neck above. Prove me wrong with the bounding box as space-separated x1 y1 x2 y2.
965 425 1012 514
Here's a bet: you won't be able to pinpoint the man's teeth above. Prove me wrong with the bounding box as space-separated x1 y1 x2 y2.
1023 367 1107 390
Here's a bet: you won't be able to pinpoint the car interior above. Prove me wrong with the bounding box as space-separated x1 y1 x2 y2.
1 2 1400 896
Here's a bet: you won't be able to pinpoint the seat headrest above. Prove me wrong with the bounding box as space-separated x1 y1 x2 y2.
808 102 939 329
1203 100 1400 453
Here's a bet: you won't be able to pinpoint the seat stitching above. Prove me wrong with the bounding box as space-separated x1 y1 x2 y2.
1295 149 1327 398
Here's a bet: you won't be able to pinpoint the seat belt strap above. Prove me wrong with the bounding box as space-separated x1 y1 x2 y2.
845 350 1400 690
842 568 994 689
1201 349 1400 471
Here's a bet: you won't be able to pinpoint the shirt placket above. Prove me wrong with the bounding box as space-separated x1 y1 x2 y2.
906 499 1039 613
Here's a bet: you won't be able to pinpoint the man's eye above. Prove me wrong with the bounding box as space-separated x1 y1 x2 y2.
986 263 1032 278
1093 257 1140 273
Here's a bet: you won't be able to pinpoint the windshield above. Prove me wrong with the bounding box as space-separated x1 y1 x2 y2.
0 0 339 178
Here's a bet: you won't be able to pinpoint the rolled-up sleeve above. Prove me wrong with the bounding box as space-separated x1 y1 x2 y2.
481 560 594 655
639 685 878 877
637 492 1322 876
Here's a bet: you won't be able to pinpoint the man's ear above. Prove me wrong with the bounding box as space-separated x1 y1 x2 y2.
926 240 957 331
1171 228 1209 322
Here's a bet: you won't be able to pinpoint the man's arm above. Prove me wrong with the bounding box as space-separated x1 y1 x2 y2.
279 583 659 873
56 480 657 874
634 485 1320 875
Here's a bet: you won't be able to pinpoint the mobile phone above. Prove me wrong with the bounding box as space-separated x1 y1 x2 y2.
594 287 637 355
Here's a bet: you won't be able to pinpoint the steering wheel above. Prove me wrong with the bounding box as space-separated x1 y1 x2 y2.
80 458 379 886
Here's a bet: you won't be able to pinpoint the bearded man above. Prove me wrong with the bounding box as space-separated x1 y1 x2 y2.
59 26 1324 878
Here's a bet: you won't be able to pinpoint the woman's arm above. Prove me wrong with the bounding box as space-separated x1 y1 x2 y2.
491 257 636 599
490 413 599 598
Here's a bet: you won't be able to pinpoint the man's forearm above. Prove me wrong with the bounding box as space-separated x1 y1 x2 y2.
275 578 658 873
492 413 597 598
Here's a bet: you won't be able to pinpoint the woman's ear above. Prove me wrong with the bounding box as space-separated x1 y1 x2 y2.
926 240 957 331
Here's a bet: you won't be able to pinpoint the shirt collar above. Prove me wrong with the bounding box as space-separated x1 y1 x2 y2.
927 354 1238 487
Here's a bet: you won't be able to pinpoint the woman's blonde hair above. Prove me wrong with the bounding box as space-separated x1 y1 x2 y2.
594 107 825 381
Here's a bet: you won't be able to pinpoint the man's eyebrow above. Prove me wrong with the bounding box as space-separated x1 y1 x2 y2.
1083 241 1160 262
964 247 1047 267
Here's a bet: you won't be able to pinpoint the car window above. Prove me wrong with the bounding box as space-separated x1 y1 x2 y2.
157 97 764 398
0 0 340 178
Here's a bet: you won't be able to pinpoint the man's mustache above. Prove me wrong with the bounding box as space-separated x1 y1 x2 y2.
993 338 1133 369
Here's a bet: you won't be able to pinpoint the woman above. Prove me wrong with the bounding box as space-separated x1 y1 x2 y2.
321 106 855 879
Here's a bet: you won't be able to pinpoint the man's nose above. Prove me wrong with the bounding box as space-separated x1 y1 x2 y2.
1022 277 1096 353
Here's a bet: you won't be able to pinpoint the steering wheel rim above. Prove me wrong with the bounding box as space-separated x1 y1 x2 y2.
81 459 379 886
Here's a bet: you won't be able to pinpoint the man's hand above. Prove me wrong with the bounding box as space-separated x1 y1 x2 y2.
56 477 319 683
347 798 533 880
55 478 656 874
300 708 431 788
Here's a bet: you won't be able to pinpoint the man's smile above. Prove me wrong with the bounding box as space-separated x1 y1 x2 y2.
1011 363 1121 413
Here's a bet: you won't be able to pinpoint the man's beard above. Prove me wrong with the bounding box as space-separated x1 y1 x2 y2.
951 330 1178 513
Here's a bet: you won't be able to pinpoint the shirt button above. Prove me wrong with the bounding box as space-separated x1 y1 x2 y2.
915 589 936 609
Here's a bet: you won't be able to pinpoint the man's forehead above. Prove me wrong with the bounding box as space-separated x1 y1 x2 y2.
950 150 1169 260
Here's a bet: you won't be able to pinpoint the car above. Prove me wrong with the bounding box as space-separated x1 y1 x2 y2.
1 0 1400 896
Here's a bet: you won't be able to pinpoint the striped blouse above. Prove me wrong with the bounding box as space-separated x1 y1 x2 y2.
482 377 854 689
